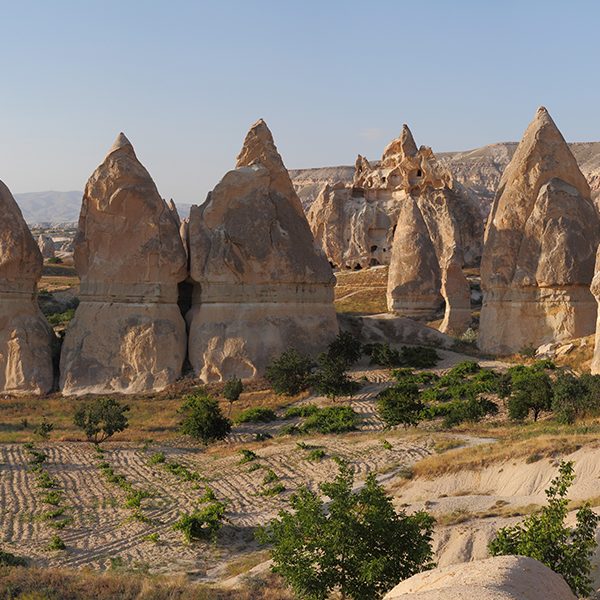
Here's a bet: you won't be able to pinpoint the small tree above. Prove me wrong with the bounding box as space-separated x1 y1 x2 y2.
34 417 54 441
223 377 243 417
489 461 598 597
258 462 434 599
312 353 360 401
73 397 129 444
377 383 424 428
265 349 313 396
327 331 362 368
180 392 231 444
506 368 552 421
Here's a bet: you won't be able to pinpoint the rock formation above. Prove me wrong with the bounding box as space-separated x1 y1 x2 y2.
306 126 484 271
37 234 56 259
590 245 600 374
60 133 188 395
186 119 338 382
383 556 575 600
479 107 600 354
0 180 54 395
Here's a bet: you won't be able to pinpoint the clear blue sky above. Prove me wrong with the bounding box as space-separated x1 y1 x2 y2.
1 0 599 204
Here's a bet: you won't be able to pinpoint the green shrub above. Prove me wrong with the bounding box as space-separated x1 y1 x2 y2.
306 448 326 462
0 549 28 566
400 346 440 369
507 368 552 421
327 331 362 367
260 483 286 497
266 349 313 396
47 308 75 327
164 461 202 481
239 449 258 464
47 257 63 265
300 406 359 434
47 534 66 551
34 418 54 441
223 377 243 416
173 500 227 542
311 353 360 400
377 383 424 428
364 343 403 368
42 491 62 506
235 407 277 424
552 372 589 424
149 452 166 465
179 392 231 444
73 397 130 443
489 461 598 597
284 404 320 419
262 469 279 484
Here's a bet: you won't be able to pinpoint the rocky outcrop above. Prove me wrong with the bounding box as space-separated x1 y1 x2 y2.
479 107 600 354
60 133 188 395
0 180 54 395
590 245 600 374
186 119 338 382
383 556 575 600
37 234 56 259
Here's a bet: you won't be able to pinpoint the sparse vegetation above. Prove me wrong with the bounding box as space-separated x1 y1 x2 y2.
235 407 277 424
299 406 359 434
173 496 227 543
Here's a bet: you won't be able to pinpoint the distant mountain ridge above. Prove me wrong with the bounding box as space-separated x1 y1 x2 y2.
14 191 193 225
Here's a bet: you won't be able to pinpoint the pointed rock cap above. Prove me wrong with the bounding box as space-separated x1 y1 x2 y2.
105 132 135 159
235 119 304 214
381 124 418 164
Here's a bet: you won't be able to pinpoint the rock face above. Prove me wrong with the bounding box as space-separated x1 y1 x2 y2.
590 245 600 374
37 234 56 259
383 556 575 600
60 134 188 395
0 180 54 395
479 107 600 354
186 120 338 382
304 128 484 272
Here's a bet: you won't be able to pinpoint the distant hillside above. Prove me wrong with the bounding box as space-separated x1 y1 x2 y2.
13 191 193 225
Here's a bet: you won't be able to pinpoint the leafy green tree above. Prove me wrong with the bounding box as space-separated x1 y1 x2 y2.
506 368 552 421
73 397 130 444
489 461 598 597
327 331 362 368
552 373 589 424
223 377 243 417
364 343 403 368
312 353 360 401
258 463 435 599
179 392 231 444
266 349 314 396
377 382 424 428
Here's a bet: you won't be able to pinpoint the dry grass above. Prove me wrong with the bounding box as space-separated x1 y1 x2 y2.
0 565 294 600
334 267 388 315
0 385 304 444
412 420 600 479
436 502 542 526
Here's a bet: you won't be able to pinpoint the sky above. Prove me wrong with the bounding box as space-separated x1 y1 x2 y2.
1 0 599 204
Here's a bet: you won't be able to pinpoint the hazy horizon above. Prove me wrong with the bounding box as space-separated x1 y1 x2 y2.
2 0 600 203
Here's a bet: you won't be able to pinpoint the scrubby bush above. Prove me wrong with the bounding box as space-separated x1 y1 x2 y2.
239 449 258 464
507 368 552 421
300 406 359 434
179 393 231 444
258 462 434 599
223 377 243 416
173 497 227 543
365 343 440 369
284 404 320 419
235 407 277 424
311 353 360 400
377 382 424 428
47 308 75 327
266 349 313 396
0 549 28 566
489 461 598 597
552 372 589 424
327 331 362 367
34 418 54 440
400 346 440 369
73 398 129 444
364 343 403 368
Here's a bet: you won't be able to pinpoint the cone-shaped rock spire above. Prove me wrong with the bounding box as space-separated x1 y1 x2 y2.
479 107 599 354
381 124 418 166
186 120 338 382
0 179 54 394
60 134 188 395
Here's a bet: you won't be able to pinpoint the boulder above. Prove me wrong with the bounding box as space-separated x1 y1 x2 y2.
37 234 56 259
479 107 600 354
186 119 338 382
0 180 54 394
60 133 188 395
383 555 575 600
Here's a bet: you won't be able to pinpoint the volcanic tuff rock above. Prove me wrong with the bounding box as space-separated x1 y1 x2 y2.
590 244 600 374
37 234 56 259
479 107 600 354
383 556 575 600
60 133 188 395
186 119 338 382
0 180 54 394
